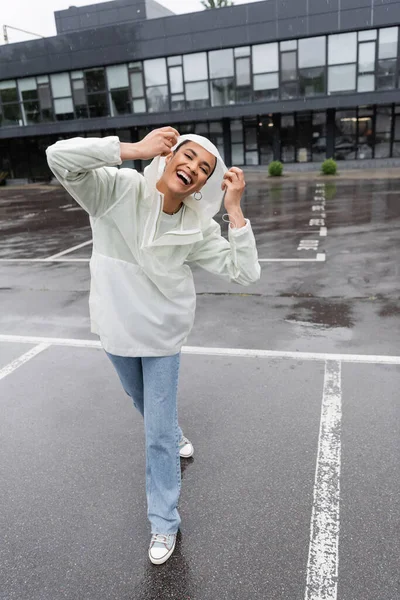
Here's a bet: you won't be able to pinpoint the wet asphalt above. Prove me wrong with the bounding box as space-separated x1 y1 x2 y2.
0 178 399 600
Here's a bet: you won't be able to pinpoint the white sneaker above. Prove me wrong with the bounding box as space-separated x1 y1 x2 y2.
179 435 194 458
149 533 177 565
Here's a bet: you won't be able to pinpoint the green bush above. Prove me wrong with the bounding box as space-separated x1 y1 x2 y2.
321 159 337 175
268 161 283 177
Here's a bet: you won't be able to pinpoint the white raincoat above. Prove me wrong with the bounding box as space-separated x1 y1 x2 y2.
46 134 261 356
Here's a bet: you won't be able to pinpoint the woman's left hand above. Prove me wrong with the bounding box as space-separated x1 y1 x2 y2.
222 167 246 212
222 167 246 228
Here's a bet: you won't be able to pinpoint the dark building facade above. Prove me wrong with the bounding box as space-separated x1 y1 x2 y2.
1 0 400 180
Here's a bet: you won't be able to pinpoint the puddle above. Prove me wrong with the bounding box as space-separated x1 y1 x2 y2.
286 298 354 328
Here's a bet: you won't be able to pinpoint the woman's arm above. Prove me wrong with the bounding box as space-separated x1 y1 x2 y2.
186 167 260 285
46 127 179 218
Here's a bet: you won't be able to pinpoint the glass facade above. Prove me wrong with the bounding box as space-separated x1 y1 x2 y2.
2 25 400 177
3 105 400 181
1 25 400 128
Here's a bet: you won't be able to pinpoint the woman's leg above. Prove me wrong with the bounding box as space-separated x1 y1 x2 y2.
105 352 144 416
142 353 182 535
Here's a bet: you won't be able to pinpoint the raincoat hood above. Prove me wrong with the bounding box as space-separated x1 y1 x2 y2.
143 134 228 222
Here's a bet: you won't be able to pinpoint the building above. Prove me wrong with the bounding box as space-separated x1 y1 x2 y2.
1 0 400 180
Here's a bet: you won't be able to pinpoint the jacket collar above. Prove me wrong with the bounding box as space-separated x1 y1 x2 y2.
141 184 204 248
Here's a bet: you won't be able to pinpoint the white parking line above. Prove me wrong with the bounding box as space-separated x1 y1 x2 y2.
45 239 92 260
0 343 50 382
259 255 326 262
0 334 399 364
305 360 341 600
0 258 90 263
0 256 327 263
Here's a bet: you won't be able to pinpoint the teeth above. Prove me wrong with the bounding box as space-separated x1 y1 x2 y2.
177 171 192 185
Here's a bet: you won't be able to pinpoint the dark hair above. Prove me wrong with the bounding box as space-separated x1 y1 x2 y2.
173 140 217 180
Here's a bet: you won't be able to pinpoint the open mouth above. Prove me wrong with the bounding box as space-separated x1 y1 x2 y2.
176 170 192 186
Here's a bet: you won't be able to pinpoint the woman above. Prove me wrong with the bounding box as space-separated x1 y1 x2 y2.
46 127 260 565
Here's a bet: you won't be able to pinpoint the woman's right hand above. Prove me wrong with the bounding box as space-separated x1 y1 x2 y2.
123 127 180 161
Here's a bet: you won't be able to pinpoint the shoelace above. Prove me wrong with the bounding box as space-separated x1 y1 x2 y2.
179 436 189 446
151 533 170 546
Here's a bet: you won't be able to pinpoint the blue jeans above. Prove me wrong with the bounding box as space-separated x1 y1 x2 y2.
106 352 183 535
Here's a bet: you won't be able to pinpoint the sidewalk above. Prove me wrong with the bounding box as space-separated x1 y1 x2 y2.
244 167 400 182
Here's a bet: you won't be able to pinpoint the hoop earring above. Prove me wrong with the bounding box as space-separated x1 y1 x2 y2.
194 191 202 201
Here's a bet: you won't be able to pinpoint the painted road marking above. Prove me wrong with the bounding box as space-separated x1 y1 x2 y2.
0 343 50 382
305 360 341 600
0 334 399 365
259 255 326 262
0 258 90 263
45 239 92 260
0 257 326 263
298 240 320 251
320 227 327 237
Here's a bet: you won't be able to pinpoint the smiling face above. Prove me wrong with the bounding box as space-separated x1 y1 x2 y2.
158 141 217 200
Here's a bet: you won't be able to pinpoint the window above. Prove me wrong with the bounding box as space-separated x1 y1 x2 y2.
377 59 397 90
85 68 106 93
252 43 278 74
169 66 184 94
312 112 327 162
235 56 251 103
50 73 74 120
298 37 326 96
167 55 182 66
357 36 376 92
243 118 259 165
281 114 295 162
378 27 398 59
185 81 209 109
359 42 376 74
253 73 279 101
328 33 357 94
72 78 88 118
209 49 235 107
87 93 108 118
281 40 297 52
169 64 184 111
144 59 168 113
171 94 185 111
18 78 41 125
183 53 208 82
357 107 374 159
358 75 375 92
375 106 392 158
182 53 209 108
335 110 357 160
0 80 22 127
328 33 357 65
146 86 169 113
106 65 131 116
209 49 234 79
129 62 146 113
234 46 250 57
328 65 356 93
358 30 377 42
211 78 235 107
236 57 251 87
298 37 326 68
281 52 297 81
299 67 325 96
392 106 400 157
252 43 279 101
258 117 274 165
84 68 108 117
280 46 298 99
144 58 168 87
106 64 129 89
